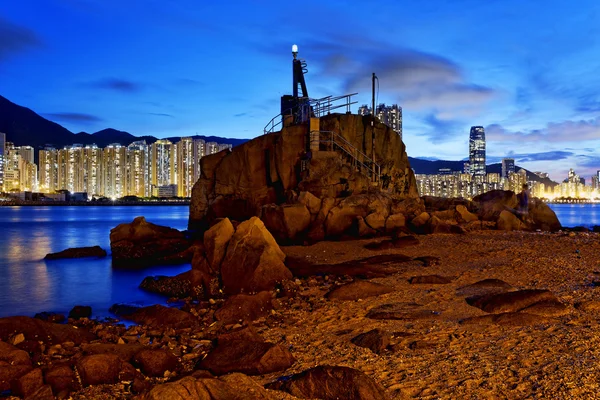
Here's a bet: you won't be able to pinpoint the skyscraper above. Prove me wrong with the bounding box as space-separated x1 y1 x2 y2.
0 132 5 191
469 126 486 176
501 158 515 179
358 104 403 140
151 139 174 188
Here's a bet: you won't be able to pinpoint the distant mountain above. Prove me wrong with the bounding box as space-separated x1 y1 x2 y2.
408 156 558 187
0 95 249 152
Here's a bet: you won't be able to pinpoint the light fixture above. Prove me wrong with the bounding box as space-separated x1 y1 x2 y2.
292 44 298 59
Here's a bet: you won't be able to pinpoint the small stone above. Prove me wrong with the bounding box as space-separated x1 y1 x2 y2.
10 333 25 346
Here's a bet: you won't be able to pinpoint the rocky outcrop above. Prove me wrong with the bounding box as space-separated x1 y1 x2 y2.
44 246 107 260
110 216 193 267
189 114 419 234
0 316 96 345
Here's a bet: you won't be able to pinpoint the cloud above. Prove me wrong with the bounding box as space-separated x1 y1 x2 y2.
511 151 574 162
487 117 600 143
43 112 103 123
87 78 142 93
0 18 42 60
234 112 247 117
148 112 174 118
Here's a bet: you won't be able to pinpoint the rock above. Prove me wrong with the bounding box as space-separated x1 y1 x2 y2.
0 340 31 366
220 217 292 295
76 354 132 387
197 329 295 376
357 216 377 237
266 365 390 400
9 333 25 346
0 316 96 345
575 300 600 312
261 203 311 243
460 312 553 326
455 205 479 223
365 211 387 232
298 191 322 216
325 195 369 237
286 254 413 278
141 373 277 400
44 364 78 394
121 304 199 329
81 343 145 361
497 210 527 231
409 212 430 234
109 303 141 317
133 349 178 377
427 215 453 234
472 190 518 221
68 305 92 320
351 329 391 354
204 217 235 269
456 279 514 298
24 384 54 400
33 312 65 323
430 209 457 221
526 197 562 232
364 235 419 250
0 365 33 392
466 289 558 314
366 303 440 320
414 256 440 266
422 196 476 212
44 245 107 260
191 250 219 298
408 275 452 284
519 300 570 317
214 291 273 324
326 281 394 301
11 367 43 398
384 213 406 233
110 216 192 267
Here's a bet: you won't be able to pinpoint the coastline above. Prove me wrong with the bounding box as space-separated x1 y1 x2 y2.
0 200 190 206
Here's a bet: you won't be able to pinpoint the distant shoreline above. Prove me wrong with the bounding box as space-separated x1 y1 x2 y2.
0 201 190 207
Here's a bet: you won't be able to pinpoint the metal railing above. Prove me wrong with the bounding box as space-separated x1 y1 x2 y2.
310 130 381 182
263 93 358 135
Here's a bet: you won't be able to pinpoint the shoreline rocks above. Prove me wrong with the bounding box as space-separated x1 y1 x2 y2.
44 246 107 260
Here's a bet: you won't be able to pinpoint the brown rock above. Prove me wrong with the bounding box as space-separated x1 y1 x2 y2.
357 216 377 237
24 384 54 400
204 217 235 269
414 256 440 266
526 197 562 231
325 195 369 237
133 349 178 377
575 300 600 312
191 250 218 297
430 209 457 221
44 364 78 394
326 281 394 301
11 367 43 398
68 305 91 320
124 304 199 329
0 365 33 392
456 279 514 298
408 275 452 284
81 343 145 361
298 191 322 215
0 340 31 366
214 291 273 324
351 329 391 354
75 353 126 386
473 190 518 221
0 316 96 345
286 254 413 278
467 289 558 314
44 245 106 260
497 210 527 231
220 217 291 295
519 300 570 317
460 312 553 326
409 212 430 234
385 213 406 233
265 365 390 400
455 204 479 223
261 203 311 243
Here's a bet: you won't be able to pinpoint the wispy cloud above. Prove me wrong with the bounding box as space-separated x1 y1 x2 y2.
487 117 600 143
43 112 103 123
87 78 142 93
0 17 42 60
147 112 174 118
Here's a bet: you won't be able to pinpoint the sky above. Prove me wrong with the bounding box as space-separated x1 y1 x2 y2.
1 0 600 182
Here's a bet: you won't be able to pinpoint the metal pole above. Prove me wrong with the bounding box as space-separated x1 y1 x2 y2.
371 72 376 181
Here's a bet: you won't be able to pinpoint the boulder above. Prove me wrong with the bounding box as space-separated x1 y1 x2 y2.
325 195 369 237
384 213 406 233
10 367 43 398
110 216 192 267
197 329 295 376
466 289 558 314
526 197 561 231
265 365 390 400
497 210 527 231
456 279 514 298
472 190 518 221
120 305 199 329
351 329 391 354
133 349 178 377
365 211 387 232
0 340 31 366
44 246 106 260
430 209 457 221
220 217 291 295
24 384 54 400
0 316 96 345
140 268 208 299
455 205 479 223
44 364 78 395
357 216 377 237
422 196 476 212
33 312 65 323
0 365 33 392
298 191 322 216
214 291 273 324
204 218 235 269
81 343 145 361
409 212 430 234
326 281 394 301
75 354 132 386
68 305 92 320
261 203 311 243
191 250 219 298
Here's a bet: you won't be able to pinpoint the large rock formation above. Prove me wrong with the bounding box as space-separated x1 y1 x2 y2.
189 114 419 237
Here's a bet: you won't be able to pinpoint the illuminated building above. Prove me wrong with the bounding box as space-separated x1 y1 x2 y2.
127 141 148 197
39 147 58 193
358 104 403 140
151 139 174 188
469 126 486 176
0 132 5 191
501 158 515 178
176 138 194 197
103 144 127 199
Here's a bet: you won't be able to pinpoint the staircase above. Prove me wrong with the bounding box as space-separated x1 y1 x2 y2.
310 130 381 183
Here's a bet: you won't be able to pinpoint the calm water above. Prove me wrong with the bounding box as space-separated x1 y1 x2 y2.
548 203 600 228
0 206 191 318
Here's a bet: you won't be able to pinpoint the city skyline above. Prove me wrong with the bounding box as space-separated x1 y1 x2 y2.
1 1 600 181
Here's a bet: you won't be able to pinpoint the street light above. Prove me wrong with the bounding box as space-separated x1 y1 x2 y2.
292 44 298 59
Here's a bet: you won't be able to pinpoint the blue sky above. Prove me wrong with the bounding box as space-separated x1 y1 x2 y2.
1 0 600 181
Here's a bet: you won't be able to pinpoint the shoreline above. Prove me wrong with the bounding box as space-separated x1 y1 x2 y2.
0 200 190 206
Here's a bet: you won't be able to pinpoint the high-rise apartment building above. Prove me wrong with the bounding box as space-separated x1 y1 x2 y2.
0 132 5 191
469 126 486 176
151 140 174 188
39 147 58 192
103 144 127 199
176 137 195 197
127 141 149 197
358 104 403 140
83 144 103 196
501 158 515 179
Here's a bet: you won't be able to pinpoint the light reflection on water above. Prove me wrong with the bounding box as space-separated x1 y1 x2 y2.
548 204 600 228
0 206 191 318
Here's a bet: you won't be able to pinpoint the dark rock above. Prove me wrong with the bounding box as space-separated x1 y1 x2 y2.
0 316 96 345
414 256 440 267
214 291 273 324
81 343 145 362
33 312 65 323
422 196 476 213
351 329 391 354
68 305 91 320
0 365 32 392
466 289 558 314
460 312 553 326
75 354 131 387
11 367 43 398
139 269 206 299
121 305 198 329
456 279 514 298
408 275 452 284
0 341 31 366
133 349 178 377
110 216 192 267
44 246 106 260
44 364 78 395
197 329 294 376
574 300 600 312
286 254 413 279
593 225 600 233
326 281 394 301
472 190 518 221
364 235 419 250
524 197 562 232
497 210 527 231
108 303 141 317
366 303 440 320
266 365 390 400
519 300 570 317
261 203 311 243
24 384 54 400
